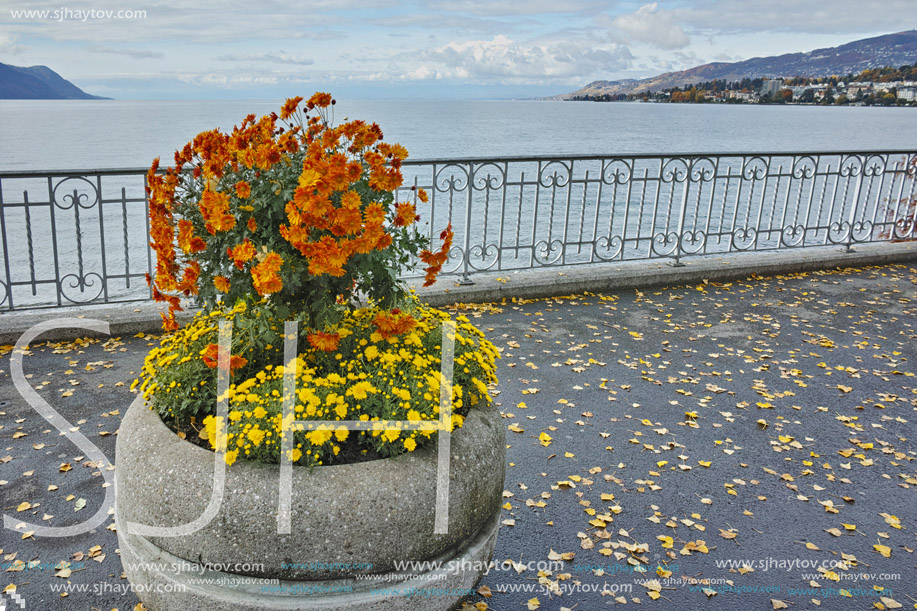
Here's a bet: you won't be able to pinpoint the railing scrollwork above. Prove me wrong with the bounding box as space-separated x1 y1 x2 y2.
1 149 913 310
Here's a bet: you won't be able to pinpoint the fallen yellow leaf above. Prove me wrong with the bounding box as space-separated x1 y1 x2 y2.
873 544 892 558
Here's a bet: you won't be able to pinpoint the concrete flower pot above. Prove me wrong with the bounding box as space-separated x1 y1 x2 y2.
115 395 505 610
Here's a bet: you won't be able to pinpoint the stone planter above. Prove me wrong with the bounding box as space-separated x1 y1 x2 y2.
115 395 505 611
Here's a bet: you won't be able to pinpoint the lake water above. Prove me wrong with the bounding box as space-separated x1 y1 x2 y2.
0 99 914 310
1 99 916 171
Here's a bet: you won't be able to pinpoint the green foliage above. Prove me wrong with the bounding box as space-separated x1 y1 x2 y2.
139 302 500 467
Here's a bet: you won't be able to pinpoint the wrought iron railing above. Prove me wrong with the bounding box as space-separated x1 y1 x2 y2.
1 150 915 310
0 168 152 310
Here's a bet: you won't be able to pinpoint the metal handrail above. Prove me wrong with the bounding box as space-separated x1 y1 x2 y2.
3 148 915 176
1 150 914 310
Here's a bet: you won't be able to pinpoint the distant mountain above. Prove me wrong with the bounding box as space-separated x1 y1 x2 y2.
0 62 108 99
564 31 917 99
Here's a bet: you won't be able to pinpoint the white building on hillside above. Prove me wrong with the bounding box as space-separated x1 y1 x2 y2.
898 83 917 101
760 79 784 96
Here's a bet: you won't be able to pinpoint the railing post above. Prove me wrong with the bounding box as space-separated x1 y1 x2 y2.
844 156 865 253
670 158 692 267
0 180 14 310
458 161 474 285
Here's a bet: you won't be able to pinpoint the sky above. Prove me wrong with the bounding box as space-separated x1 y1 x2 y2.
1 0 915 100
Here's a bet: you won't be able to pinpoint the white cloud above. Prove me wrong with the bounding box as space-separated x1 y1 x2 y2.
677 0 917 34
88 45 164 59
404 65 441 80
187 73 283 87
422 0 605 16
608 3 690 50
0 32 27 55
372 12 509 32
215 52 314 65
639 51 709 74
6 0 913 98
402 35 632 83
299 30 348 41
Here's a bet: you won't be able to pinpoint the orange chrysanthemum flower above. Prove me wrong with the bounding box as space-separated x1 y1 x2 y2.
150 279 181 311
177 261 201 296
176 219 194 252
368 167 402 192
307 92 333 108
307 331 340 352
298 168 322 189
235 181 251 198
254 143 281 169
160 311 178 332
176 219 207 254
393 202 419 227
300 193 334 224
375 232 393 251
213 276 231 293
332 205 363 236
199 188 236 232
200 343 248 371
378 142 409 161
251 251 284 296
299 235 348 276
145 94 456 332
280 96 303 120
364 201 385 226
372 309 417 339
340 190 361 209
229 240 257 269
419 224 453 287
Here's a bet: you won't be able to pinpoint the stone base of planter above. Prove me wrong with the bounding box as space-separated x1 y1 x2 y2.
117 508 499 611
116 386 505 610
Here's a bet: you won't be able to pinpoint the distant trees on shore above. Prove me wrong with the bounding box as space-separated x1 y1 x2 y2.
572 64 917 106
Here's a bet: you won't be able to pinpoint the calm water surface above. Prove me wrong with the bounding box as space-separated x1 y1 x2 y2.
0 99 914 308
1 99 915 171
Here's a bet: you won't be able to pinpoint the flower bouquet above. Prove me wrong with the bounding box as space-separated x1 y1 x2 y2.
137 92 499 466
116 94 505 611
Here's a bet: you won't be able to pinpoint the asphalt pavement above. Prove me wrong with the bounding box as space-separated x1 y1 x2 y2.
1 262 915 611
